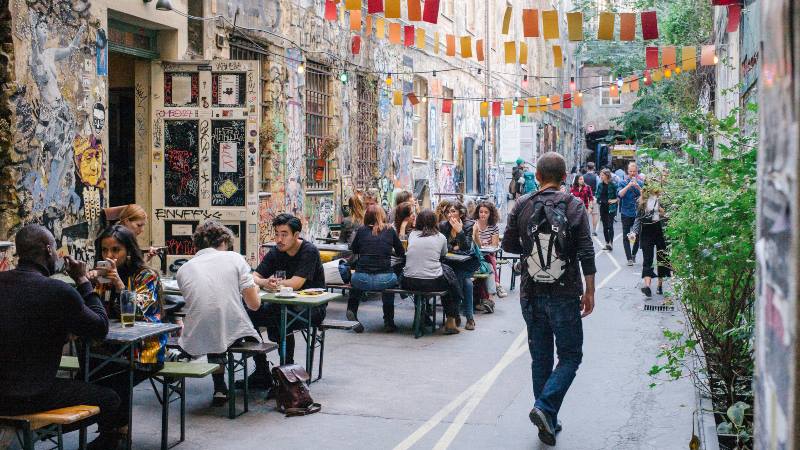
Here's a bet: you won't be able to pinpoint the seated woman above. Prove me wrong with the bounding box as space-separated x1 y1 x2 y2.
347 205 406 333
338 191 366 245
85 225 165 449
472 201 506 299
402 210 461 334
116 204 161 263
439 201 479 331
391 201 416 278
176 220 263 405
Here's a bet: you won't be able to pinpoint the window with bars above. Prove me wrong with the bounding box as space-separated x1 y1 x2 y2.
442 87 454 162
413 76 428 160
600 74 621 106
305 62 334 190
230 43 272 191
355 75 378 189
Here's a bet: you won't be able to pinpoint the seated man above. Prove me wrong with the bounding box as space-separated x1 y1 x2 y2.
0 225 121 449
245 214 326 387
176 220 262 405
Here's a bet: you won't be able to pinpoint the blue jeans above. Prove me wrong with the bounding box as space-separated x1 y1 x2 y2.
454 269 474 320
348 272 398 322
520 294 583 427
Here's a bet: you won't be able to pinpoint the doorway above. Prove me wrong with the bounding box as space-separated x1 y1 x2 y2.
108 87 135 206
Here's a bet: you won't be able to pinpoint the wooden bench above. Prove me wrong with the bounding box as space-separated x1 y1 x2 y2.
0 405 99 450
385 289 448 338
225 341 278 419
305 319 361 382
326 283 351 294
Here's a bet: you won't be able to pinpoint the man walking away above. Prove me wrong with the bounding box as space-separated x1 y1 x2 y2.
583 162 600 236
618 162 644 266
502 152 596 446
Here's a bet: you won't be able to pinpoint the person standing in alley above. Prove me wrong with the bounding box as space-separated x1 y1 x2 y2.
502 152 596 446
618 162 644 266
582 163 600 236
510 158 526 200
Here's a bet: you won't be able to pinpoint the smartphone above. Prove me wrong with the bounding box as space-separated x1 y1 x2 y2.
95 260 111 283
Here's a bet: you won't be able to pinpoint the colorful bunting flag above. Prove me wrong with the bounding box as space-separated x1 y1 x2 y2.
641 11 659 40
324 0 338 21
573 92 583 107
393 90 403 105
461 36 472 58
563 93 572 109
542 10 559 40
407 93 419 105
408 0 422 21
646 46 659 69
567 12 583 41
619 13 635 41
504 41 516 64
662 46 676 69
442 98 452 114
527 97 537 113
389 23 402 44
682 46 696 71
502 6 513 34
365 15 372 36
351 35 362 54
652 69 663 81
621 78 630 93
367 0 383 14
404 25 415 47
539 96 549 111
446 34 456 56
701 45 716 66
422 0 439 24
433 32 439 54
553 45 563 68
516 104 524 115
712 0 739 5
345 0 361 10
550 95 561 110
416 29 426 49
480 101 489 117
349 10 361 31
504 100 513 115
726 5 741 32
597 12 614 40
476 39 484 61
609 85 618 98
519 42 528 65
385 0 401 18
522 9 540 38
630 78 640 92
492 101 502 117
376 18 385 39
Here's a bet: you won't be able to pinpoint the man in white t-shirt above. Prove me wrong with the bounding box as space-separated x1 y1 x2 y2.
177 220 262 405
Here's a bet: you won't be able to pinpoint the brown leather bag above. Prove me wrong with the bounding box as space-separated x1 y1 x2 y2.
271 364 321 416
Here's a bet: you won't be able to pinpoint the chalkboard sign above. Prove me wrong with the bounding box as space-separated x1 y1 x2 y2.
164 120 199 207
164 220 198 255
211 120 246 206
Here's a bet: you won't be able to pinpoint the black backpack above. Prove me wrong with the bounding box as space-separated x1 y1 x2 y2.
522 192 575 283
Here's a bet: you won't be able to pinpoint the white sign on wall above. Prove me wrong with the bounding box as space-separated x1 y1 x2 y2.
219 142 237 172
498 116 520 163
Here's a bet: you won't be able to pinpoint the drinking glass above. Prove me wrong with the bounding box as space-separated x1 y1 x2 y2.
119 290 136 327
272 270 286 292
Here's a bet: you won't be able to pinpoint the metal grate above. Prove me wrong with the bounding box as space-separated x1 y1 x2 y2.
643 304 675 312
230 43 271 191
355 75 378 189
305 61 335 191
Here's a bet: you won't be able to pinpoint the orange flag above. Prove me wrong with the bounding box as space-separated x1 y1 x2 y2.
610 84 618 97
682 46 697 71
597 12 614 40
504 41 516 64
553 45 563 68
376 18 385 39
542 10 559 40
567 12 583 41
550 95 561 110
502 6 512 34
461 36 472 58
476 39 485 61
630 78 640 92
522 9 540 38
365 15 372 36
662 46 676 69
573 92 583 107
701 45 715 66
527 97 538 113
516 104 525 115
385 0 400 18
408 0 421 21
619 13 635 41
345 0 361 10
407 93 419 105
389 23 402 44
480 101 489 117
446 34 456 56
349 10 362 31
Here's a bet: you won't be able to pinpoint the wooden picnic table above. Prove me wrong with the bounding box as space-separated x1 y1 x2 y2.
444 252 471 263
259 290 341 375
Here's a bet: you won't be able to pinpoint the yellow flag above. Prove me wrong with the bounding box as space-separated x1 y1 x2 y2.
597 12 614 40
433 32 440 54
567 12 583 41
376 18 385 39
502 6 512 34
553 45 563 68
542 10 559 40
461 36 472 58
539 95 549 111
652 69 663 81
519 41 528 64
345 0 361 10
504 41 516 64
385 0 401 18
416 29 426 49
504 100 513 115
393 90 403 105
682 46 697 71
528 97 537 113
480 101 489 117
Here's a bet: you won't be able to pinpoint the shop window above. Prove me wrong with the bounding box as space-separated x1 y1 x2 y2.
356 75 378 189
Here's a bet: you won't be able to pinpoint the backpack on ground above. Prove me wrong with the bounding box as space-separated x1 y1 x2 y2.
271 364 321 417
523 192 574 283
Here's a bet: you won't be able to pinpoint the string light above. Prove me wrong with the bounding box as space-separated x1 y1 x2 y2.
421 96 427 103
433 70 437 77
569 77 576 91
675 67 681 74
713 55 719 64
340 71 349 83
297 62 305 74
386 73 393 86
616 77 624 88
665 69 672 78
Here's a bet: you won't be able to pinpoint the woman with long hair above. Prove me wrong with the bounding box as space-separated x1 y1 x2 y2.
339 191 366 244
347 205 406 332
439 201 478 330
434 199 452 224
570 175 594 211
631 184 670 297
402 209 461 334
116 204 160 261
85 224 164 448
596 169 619 251
472 201 506 298
393 201 416 240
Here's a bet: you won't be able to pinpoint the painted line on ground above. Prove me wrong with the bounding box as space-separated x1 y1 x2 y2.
393 330 528 450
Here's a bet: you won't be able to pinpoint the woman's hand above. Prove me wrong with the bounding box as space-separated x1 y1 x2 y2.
105 258 125 291
449 217 463 234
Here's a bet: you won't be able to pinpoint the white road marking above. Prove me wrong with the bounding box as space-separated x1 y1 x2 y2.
393 331 528 450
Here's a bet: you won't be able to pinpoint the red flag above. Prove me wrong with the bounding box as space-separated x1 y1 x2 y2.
562 93 572 109
367 0 384 14
492 101 501 117
644 70 652 86
408 0 421 21
641 11 659 40
351 35 361 54
726 5 741 32
324 0 337 21
442 98 453 113
407 93 419 106
646 47 659 69
422 0 440 24
404 25 415 47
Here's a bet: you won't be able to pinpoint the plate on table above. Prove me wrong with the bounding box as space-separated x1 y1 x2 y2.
298 288 326 296
275 292 298 298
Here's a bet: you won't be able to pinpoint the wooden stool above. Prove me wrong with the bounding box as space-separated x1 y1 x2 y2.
0 405 99 450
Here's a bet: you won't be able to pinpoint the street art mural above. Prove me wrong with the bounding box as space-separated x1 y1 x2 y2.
3 3 104 261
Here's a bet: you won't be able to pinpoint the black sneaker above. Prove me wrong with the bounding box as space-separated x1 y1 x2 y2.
346 310 364 333
529 407 556 446
592 232 597 236
641 286 652 297
212 389 228 407
627 259 634 266
555 421 563 433
656 285 663 295
383 321 397 333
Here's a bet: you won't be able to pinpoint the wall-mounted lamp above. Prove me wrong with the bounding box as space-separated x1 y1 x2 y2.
156 0 173 11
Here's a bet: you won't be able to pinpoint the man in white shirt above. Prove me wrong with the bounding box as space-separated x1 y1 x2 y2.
176 220 262 405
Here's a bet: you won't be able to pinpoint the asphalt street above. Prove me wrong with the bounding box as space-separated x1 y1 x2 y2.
62 221 695 450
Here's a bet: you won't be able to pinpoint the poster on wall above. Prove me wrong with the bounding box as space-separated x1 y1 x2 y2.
165 220 198 255
95 29 108 76
211 120 246 206
164 120 200 207
212 73 246 107
164 73 199 107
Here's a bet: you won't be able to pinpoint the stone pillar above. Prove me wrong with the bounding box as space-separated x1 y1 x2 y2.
755 1 800 448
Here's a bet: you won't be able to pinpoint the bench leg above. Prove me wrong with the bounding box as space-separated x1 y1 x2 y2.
510 270 517 291
308 327 318 384
413 295 423 339
21 424 33 450
179 378 186 444
161 378 169 450
316 329 325 382
227 351 236 419
78 425 86 450
243 357 249 414
57 425 64 450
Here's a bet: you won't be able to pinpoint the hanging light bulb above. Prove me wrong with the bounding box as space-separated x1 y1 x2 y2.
297 62 305 74
340 71 349 83
577 92 583 98
665 69 672 78
643 75 649 83
386 73 393 86
675 67 681 74
513 98 519 108
522 75 529 88
477 68 482 75
433 70 437 77
422 95 427 103
713 55 719 64
569 77 576 91
616 77 624 88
